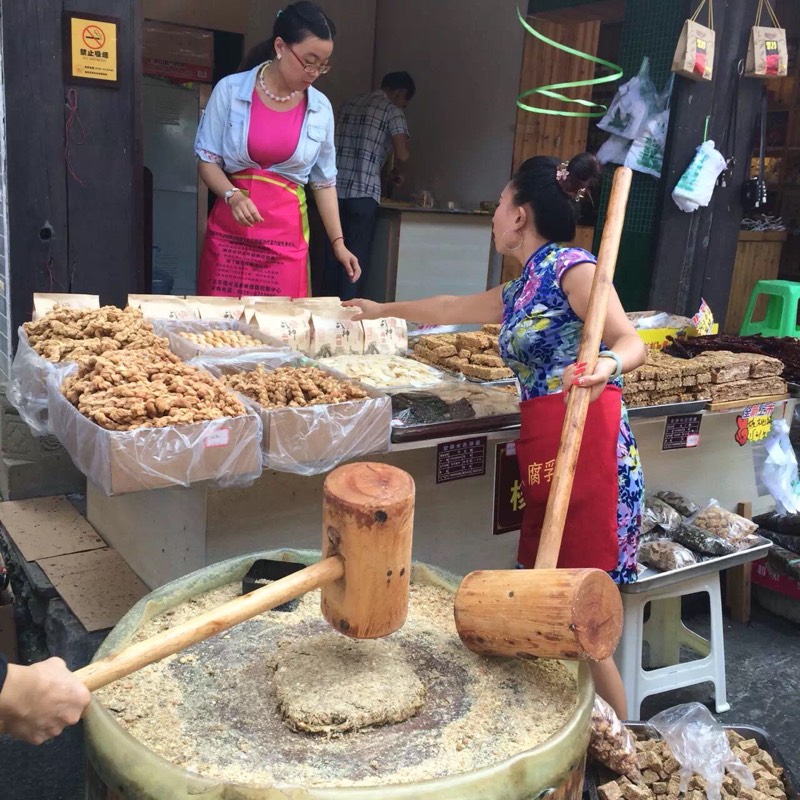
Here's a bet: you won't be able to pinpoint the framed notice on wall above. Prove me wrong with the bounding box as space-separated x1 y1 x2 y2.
64 13 119 86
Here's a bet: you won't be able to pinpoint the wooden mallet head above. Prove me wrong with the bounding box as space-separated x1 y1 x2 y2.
320 462 416 640
454 567 623 662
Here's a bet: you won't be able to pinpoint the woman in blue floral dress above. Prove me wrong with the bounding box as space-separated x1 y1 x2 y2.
346 152 646 719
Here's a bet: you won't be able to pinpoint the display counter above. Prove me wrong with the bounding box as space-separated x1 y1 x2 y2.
86 397 795 589
361 203 500 303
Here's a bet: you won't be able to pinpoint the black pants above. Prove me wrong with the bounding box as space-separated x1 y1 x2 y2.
323 197 379 300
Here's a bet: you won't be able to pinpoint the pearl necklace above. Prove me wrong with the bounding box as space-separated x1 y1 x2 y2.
258 62 299 103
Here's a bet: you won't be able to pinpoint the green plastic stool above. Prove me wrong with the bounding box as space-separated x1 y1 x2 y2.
739 279 800 338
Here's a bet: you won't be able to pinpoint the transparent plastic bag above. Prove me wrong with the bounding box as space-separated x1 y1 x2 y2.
197 354 392 477
47 368 263 496
758 419 800 514
643 496 682 533
321 354 447 389
6 329 58 436
589 696 642 782
672 521 737 557
624 107 670 178
598 57 658 140
153 318 289 362
638 540 698 572
672 139 727 212
597 134 631 166
648 703 755 800
654 490 698 518
692 499 759 548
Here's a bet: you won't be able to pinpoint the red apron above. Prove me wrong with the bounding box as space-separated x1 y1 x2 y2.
515 386 622 570
198 169 310 298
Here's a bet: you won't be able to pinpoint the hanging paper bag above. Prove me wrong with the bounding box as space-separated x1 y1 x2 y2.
745 0 788 78
597 57 657 140
672 0 716 81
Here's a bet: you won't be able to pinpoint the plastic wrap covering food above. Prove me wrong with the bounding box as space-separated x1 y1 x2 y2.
47 367 263 496
589 696 642 782
390 383 520 429
638 540 698 572
321 354 448 389
647 703 755 800
154 319 290 361
672 521 738 557
199 355 392 477
7 329 58 436
642 496 682 534
653 490 698 518
691 500 760 551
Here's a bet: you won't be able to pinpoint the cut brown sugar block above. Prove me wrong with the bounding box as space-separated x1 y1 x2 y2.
456 332 492 352
460 363 514 381
470 353 506 368
481 323 501 336
598 781 625 800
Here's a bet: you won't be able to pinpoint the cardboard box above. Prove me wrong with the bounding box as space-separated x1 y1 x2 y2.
32 293 99 322
632 311 719 351
7 328 65 436
752 557 800 601
143 21 213 83
202 356 392 476
156 318 290 361
48 377 263 496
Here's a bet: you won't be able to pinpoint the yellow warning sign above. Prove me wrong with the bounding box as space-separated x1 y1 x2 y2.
69 16 118 83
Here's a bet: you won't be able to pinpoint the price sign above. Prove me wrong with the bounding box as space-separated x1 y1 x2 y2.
662 414 703 451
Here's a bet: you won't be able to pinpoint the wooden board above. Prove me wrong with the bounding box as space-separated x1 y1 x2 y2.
707 393 790 413
723 235 787 334
502 16 601 283
36 547 147 632
0 496 106 562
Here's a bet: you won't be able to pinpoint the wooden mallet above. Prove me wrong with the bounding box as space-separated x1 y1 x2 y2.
455 167 634 663
0 462 415 735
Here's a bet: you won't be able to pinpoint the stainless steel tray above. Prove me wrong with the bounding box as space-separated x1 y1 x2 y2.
627 400 708 419
621 536 772 594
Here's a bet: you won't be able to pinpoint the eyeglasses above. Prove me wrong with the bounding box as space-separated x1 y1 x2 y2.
286 46 331 75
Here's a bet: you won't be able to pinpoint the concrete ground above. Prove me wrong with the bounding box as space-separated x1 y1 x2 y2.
641 595 800 779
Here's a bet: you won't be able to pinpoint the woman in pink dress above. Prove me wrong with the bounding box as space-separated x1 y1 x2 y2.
195 3 360 298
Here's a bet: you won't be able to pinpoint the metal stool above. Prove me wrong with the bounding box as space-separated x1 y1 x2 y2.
615 571 729 719
739 279 800 338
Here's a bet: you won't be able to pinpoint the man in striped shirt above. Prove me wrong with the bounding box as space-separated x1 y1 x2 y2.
324 72 415 299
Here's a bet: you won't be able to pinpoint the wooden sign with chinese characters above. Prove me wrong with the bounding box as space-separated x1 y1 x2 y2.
493 442 524 535
734 402 775 447
66 14 119 85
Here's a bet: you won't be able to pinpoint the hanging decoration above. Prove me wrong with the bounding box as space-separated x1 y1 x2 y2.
515 7 623 118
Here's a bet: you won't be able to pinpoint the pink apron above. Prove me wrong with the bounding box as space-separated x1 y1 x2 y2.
198 169 310 298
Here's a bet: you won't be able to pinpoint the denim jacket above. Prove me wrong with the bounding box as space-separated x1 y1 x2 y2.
194 64 337 189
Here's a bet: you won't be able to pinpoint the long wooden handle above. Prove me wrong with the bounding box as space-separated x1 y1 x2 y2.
534 167 633 570
76 556 344 691
0 556 345 737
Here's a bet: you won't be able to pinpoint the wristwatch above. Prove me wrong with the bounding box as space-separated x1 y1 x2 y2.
224 188 241 204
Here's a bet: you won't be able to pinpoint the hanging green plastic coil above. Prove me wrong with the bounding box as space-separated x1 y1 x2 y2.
516 6 624 118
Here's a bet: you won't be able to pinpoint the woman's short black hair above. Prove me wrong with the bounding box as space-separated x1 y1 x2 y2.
240 2 336 70
381 72 416 100
511 153 601 243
